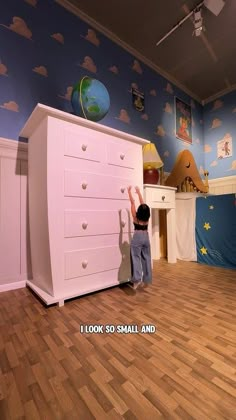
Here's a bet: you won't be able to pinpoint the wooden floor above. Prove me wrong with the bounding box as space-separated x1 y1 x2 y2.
0 260 236 419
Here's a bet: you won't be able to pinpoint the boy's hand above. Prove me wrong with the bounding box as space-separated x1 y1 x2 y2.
127 186 132 193
135 186 144 204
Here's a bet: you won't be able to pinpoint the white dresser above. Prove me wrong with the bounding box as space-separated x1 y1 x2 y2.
20 104 149 306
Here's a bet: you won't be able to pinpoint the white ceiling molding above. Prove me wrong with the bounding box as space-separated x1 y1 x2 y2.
202 84 236 105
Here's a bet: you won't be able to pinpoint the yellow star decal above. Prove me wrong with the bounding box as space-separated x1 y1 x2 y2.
200 246 208 255
204 222 211 231
209 205 214 210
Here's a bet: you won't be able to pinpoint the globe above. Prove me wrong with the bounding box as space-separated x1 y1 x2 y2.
71 76 110 122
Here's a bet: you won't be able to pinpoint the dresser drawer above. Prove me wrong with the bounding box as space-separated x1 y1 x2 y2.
64 170 131 200
64 245 122 279
64 128 105 162
107 141 140 169
152 189 174 204
65 209 131 237
145 187 175 208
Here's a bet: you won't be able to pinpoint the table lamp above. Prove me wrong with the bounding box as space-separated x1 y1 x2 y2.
143 143 164 184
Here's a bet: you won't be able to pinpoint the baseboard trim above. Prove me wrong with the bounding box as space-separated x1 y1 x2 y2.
0 280 26 293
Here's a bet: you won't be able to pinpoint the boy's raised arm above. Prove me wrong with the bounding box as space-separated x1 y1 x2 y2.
127 186 136 219
135 186 144 204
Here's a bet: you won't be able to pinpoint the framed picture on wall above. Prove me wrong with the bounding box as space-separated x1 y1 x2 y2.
217 133 233 159
175 97 192 144
132 87 145 112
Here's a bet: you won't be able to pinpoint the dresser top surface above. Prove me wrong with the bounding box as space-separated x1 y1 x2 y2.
144 184 177 191
20 103 150 146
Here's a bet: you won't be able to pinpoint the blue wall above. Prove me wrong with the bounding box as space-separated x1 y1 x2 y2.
0 0 208 175
204 92 236 179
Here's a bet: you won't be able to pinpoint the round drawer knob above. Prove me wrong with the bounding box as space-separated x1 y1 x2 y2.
82 222 88 230
81 144 87 151
82 260 88 269
121 220 126 228
82 182 88 190
120 187 125 193
120 153 125 160
162 196 165 201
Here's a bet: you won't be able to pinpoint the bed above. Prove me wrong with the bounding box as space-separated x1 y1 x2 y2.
176 193 236 269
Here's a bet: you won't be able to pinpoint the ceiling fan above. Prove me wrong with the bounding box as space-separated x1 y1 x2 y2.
156 0 225 46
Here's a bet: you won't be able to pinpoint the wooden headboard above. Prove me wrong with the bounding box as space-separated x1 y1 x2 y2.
165 149 208 193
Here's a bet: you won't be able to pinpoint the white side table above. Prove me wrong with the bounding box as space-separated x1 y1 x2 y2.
144 185 177 263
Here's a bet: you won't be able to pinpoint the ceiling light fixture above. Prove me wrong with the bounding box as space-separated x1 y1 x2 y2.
156 0 225 47
193 8 203 37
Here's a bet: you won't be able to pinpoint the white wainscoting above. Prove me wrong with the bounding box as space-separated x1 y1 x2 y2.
0 138 32 292
208 175 236 195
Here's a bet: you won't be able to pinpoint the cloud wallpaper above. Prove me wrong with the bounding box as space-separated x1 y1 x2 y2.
203 92 236 179
0 0 235 179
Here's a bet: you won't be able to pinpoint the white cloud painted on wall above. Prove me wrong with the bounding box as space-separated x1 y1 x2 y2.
0 63 8 76
211 118 222 129
33 66 48 77
51 33 64 44
211 99 223 111
165 83 173 94
82 29 100 46
58 87 73 101
109 65 119 74
1 17 32 39
210 160 218 167
204 144 212 153
116 109 130 123
227 160 236 170
24 0 37 6
164 103 172 113
129 83 139 93
0 101 19 112
150 89 157 96
80 56 97 73
155 125 165 136
132 60 143 74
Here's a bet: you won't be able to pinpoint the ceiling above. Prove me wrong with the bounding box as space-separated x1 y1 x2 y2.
61 0 236 104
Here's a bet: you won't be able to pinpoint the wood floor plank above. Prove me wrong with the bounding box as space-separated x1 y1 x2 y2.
12 365 33 403
24 399 41 420
0 259 235 418
31 363 56 403
4 371 24 419
78 385 109 419
122 380 163 417
90 371 128 415
63 378 95 419
49 376 74 414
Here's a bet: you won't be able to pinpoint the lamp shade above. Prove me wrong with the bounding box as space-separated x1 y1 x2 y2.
143 143 163 170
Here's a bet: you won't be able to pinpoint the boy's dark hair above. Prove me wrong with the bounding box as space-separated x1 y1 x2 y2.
136 204 150 222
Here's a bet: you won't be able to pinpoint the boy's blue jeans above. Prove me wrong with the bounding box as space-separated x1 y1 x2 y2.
130 231 152 284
